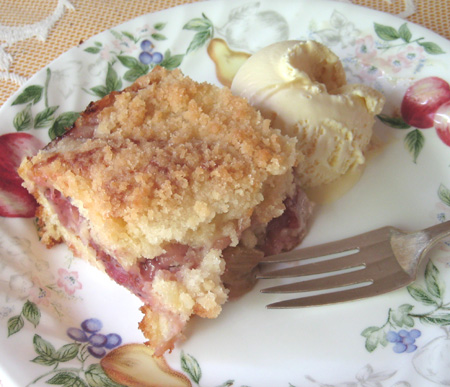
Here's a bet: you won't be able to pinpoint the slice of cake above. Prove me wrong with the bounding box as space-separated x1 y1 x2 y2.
19 66 312 355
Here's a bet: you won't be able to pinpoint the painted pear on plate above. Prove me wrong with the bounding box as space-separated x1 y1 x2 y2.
207 38 250 88
101 344 191 387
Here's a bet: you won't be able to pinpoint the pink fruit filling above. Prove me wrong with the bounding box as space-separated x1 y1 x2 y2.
43 186 311 302
45 189 82 235
260 187 312 255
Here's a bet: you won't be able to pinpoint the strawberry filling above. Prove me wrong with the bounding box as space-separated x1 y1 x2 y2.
43 186 311 301
45 188 82 235
260 187 312 255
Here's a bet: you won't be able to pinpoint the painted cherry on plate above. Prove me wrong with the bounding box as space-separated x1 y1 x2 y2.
401 76 450 129
0 132 43 217
434 100 450 146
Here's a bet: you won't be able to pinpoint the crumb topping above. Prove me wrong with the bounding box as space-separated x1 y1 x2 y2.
20 67 297 268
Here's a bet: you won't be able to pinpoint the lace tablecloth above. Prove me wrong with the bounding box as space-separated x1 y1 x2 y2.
1 0 449 107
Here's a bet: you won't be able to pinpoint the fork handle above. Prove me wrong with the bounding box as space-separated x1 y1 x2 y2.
416 220 450 265
392 220 450 277
424 220 450 243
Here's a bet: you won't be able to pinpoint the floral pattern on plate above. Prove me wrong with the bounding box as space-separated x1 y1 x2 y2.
26 318 122 387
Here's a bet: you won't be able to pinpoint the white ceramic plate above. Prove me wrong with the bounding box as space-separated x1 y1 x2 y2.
1 0 450 386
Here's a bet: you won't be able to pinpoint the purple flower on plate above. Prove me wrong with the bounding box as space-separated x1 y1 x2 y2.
67 318 122 358
138 39 164 65
386 329 421 353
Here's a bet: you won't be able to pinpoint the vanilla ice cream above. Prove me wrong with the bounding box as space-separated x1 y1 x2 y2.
231 40 385 188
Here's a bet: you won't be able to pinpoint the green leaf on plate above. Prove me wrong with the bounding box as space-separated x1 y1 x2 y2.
183 14 213 31
390 304 414 328
85 364 124 387
88 65 119 98
110 30 122 40
118 55 149 82
33 334 56 357
407 285 438 306
121 31 137 43
117 55 140 69
117 55 150 82
217 381 235 387
46 371 88 386
361 326 388 352
22 300 41 328
184 13 214 53
404 129 424 163
123 65 149 83
90 85 109 98
420 313 450 326
13 103 33 131
55 343 80 362
418 41 445 55
153 22 166 31
377 114 410 129
49 111 80 140
151 32 167 41
34 106 59 129
84 46 102 54
398 23 412 43
31 354 58 367
186 29 212 53
11 85 43 106
424 260 445 300
160 49 184 70
105 64 122 94
7 315 24 337
374 22 399 41
181 351 202 384
438 184 450 207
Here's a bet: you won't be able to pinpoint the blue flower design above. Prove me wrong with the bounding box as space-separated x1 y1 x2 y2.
139 39 164 65
386 329 421 353
67 318 122 358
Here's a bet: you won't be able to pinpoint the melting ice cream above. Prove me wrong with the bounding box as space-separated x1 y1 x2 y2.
231 40 385 188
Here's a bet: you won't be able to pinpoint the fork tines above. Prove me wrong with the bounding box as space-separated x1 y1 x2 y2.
257 226 412 308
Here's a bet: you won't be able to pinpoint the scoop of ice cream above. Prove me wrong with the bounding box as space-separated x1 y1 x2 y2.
231 40 385 188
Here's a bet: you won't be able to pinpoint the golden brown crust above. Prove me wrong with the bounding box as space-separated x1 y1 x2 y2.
35 206 61 247
139 305 179 355
19 67 297 270
137 247 227 355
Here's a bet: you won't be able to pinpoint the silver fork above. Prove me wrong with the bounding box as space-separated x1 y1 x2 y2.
257 220 450 309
